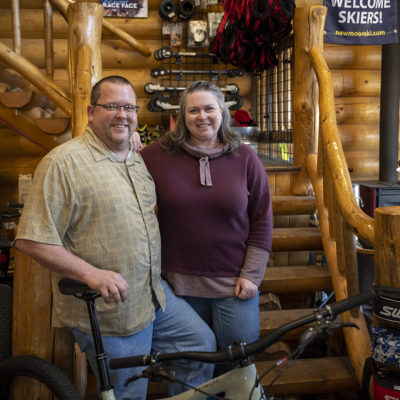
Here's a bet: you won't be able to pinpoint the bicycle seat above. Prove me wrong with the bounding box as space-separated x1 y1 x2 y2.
58 278 95 296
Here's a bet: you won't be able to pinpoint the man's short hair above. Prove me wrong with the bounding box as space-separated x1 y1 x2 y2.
90 76 135 104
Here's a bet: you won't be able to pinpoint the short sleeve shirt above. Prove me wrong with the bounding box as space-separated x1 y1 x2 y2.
16 127 165 336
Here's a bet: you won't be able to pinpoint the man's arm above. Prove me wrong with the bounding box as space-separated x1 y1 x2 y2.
15 239 129 304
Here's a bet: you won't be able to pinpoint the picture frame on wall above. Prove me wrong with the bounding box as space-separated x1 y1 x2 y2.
100 0 148 18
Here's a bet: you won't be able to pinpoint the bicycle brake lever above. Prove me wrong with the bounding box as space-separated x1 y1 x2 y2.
125 364 175 386
330 321 359 330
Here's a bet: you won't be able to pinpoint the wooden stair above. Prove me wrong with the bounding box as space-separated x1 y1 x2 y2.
258 357 358 396
260 265 332 293
254 194 359 397
272 227 323 252
144 193 358 399
143 193 359 399
0 71 71 155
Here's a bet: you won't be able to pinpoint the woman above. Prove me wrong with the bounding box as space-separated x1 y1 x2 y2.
141 80 273 374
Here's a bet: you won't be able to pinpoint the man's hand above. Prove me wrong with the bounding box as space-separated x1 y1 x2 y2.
86 269 129 304
132 131 143 152
15 239 129 305
235 277 258 300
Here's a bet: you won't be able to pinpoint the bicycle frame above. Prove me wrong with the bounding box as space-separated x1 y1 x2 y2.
159 364 265 400
59 279 397 400
94 365 265 400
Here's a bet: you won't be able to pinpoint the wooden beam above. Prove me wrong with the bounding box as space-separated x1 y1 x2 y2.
67 2 102 135
374 207 400 289
50 0 151 57
0 41 71 115
306 152 371 386
72 44 91 136
11 0 21 54
0 127 46 156
0 102 65 152
0 8 163 40
292 6 325 195
44 0 54 78
310 45 374 245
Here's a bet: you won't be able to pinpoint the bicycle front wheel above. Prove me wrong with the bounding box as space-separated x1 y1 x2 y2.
0 355 80 400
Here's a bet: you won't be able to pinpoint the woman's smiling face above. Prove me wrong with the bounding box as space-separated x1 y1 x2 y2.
184 90 223 149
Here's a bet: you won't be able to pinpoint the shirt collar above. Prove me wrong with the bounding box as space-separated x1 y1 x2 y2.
82 126 139 165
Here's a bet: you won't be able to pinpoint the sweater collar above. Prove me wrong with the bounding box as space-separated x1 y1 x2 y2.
181 140 229 187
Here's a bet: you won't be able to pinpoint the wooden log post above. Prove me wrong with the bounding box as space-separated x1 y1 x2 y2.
374 206 400 288
306 153 372 385
309 45 375 245
67 2 103 136
372 207 400 386
11 0 21 55
44 0 54 78
292 6 326 195
12 251 75 398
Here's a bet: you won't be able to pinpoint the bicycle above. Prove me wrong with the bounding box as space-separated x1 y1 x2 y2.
0 279 395 400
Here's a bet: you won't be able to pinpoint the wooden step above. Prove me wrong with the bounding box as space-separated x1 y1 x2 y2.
260 265 331 293
263 160 301 173
35 117 70 134
272 227 323 252
260 308 316 338
0 91 32 108
272 195 316 215
257 356 358 396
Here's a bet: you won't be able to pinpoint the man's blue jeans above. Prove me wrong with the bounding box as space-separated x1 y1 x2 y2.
182 294 260 375
71 281 216 399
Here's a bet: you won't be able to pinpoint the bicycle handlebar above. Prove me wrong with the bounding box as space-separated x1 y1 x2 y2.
109 287 377 370
326 287 375 317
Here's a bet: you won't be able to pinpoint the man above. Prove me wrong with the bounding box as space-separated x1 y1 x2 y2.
15 76 216 399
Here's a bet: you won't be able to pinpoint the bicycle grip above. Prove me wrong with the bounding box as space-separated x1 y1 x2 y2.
327 288 375 317
109 354 151 369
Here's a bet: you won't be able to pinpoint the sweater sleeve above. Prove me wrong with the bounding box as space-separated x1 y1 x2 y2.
240 245 270 286
245 145 273 252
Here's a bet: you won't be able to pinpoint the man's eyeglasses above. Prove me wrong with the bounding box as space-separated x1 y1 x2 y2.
92 103 140 113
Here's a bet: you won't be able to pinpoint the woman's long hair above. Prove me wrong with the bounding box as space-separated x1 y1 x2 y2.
160 80 241 152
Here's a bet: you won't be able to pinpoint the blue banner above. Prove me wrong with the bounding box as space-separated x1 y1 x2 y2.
323 0 398 45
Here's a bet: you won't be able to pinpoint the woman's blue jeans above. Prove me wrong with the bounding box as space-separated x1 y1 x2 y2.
182 293 260 376
71 281 216 399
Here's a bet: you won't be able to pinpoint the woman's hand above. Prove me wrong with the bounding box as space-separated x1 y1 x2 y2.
131 131 143 152
235 277 258 300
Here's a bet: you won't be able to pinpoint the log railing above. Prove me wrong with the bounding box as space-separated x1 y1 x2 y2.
295 5 400 388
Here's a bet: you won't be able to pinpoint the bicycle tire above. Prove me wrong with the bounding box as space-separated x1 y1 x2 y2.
0 355 80 400
0 284 12 363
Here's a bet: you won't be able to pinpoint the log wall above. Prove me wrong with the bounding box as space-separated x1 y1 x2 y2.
0 1 394 200
0 0 252 207
325 44 386 180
